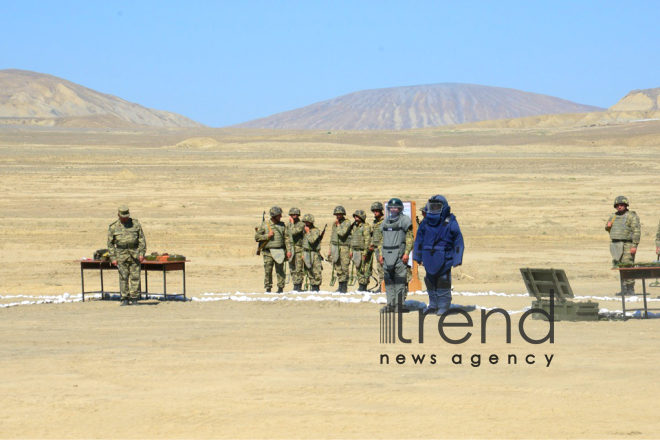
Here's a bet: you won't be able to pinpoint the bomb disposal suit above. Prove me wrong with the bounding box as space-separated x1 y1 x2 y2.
413 195 464 315
379 199 414 309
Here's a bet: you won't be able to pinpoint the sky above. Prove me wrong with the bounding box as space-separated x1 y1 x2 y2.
1 1 659 127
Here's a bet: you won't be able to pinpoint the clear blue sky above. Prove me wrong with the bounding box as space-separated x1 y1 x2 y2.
1 1 658 127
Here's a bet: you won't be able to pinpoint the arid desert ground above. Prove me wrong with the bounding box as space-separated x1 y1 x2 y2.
2 121 660 438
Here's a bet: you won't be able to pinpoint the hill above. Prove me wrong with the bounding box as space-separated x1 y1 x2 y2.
0 69 203 128
610 87 660 111
234 83 603 130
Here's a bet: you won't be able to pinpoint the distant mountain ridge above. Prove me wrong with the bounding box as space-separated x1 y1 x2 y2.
235 83 604 130
610 87 660 111
0 69 203 128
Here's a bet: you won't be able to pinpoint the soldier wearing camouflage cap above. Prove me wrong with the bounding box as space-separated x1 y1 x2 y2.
302 214 324 291
107 205 147 306
369 202 385 292
606 196 641 296
255 206 290 293
350 209 373 291
328 205 353 293
286 207 305 291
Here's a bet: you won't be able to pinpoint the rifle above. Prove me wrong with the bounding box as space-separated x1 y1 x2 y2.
416 215 421 226
255 211 266 255
319 224 328 241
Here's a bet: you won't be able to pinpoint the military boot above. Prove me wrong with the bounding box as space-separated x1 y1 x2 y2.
311 285 320 292
120 299 129 306
276 287 284 294
266 288 271 293
358 283 368 292
627 284 636 295
340 281 348 293
293 284 302 292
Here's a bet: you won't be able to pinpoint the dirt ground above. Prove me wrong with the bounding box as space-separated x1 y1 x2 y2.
1 122 660 438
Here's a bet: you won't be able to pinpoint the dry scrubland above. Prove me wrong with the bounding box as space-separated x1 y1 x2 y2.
2 122 660 438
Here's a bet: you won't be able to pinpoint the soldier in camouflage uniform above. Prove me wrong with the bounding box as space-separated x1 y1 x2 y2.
286 207 305 291
302 214 324 291
328 206 353 293
255 206 290 293
107 205 147 306
370 202 385 292
350 209 373 291
378 198 414 310
605 196 641 295
656 219 660 256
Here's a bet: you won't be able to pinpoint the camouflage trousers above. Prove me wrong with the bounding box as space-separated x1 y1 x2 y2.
117 257 141 300
355 251 373 286
262 250 286 290
290 247 304 285
333 245 351 282
304 251 323 287
612 241 635 287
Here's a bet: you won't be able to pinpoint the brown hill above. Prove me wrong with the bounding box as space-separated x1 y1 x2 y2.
234 83 603 130
610 87 660 111
0 69 204 128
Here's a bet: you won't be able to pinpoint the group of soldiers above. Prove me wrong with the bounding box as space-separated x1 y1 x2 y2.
255 195 465 314
254 201 402 294
606 195 660 296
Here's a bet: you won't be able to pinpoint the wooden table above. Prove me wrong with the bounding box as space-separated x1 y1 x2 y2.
80 260 187 302
613 267 660 319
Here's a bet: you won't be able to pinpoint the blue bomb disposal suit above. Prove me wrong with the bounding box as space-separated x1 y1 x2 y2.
413 195 464 315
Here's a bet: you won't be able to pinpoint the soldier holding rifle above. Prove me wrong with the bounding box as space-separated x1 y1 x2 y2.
328 206 353 293
255 206 289 293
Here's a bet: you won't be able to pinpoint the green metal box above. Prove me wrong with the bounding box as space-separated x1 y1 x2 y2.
521 267 600 322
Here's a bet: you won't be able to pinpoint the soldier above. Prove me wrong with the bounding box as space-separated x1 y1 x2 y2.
414 195 464 315
286 207 305 291
656 219 660 256
328 206 353 293
302 214 324 291
107 205 147 306
605 196 641 295
255 206 289 293
378 198 414 311
350 209 373 291
370 202 385 291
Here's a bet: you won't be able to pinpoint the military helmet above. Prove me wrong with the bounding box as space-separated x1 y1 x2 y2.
269 206 283 217
613 196 629 207
387 198 404 208
302 213 315 223
289 207 301 215
333 205 346 215
370 201 384 211
353 209 366 221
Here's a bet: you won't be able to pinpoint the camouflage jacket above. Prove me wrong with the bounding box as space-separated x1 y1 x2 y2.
350 222 373 252
286 220 306 251
303 226 323 252
330 218 352 247
107 218 147 261
255 219 290 252
605 210 641 246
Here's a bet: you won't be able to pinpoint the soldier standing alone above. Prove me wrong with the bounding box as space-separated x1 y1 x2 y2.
302 214 324 291
286 207 305 291
328 206 353 293
108 205 147 306
370 202 385 292
350 209 373 292
606 196 641 295
255 206 289 293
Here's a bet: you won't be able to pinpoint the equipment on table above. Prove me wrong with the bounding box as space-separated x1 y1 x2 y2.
93 249 111 262
145 252 186 262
